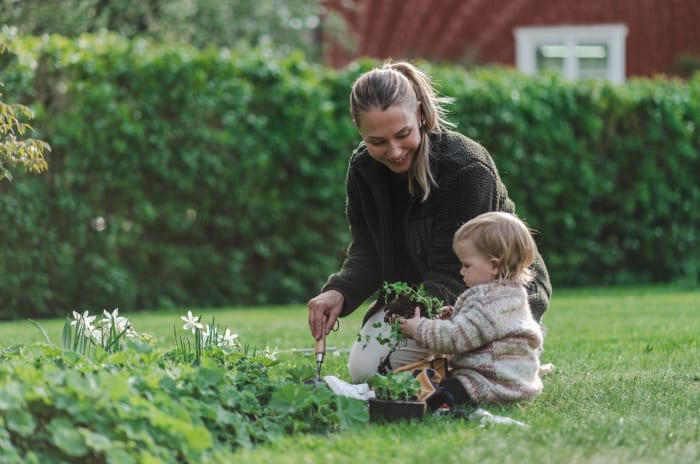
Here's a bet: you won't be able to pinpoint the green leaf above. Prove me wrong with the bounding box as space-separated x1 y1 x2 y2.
5 409 35 435
82 429 113 453
0 380 24 411
49 418 88 457
335 397 368 429
106 446 138 464
197 365 225 388
269 383 315 413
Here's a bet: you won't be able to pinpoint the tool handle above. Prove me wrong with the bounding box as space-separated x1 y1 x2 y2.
316 335 326 354
315 331 326 356
315 316 327 360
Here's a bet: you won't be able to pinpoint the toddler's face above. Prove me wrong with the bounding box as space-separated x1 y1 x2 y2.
454 239 498 288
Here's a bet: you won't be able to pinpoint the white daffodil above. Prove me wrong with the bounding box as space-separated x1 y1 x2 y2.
201 324 211 342
91 328 103 345
101 308 119 324
181 310 203 333
218 328 239 347
262 345 278 361
70 310 96 331
100 308 133 335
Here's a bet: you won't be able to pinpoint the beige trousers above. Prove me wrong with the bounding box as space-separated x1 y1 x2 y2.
347 310 433 383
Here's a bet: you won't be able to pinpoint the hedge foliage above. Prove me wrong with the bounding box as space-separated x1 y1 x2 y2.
0 34 698 319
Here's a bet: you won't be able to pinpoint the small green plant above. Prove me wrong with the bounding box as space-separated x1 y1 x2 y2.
381 281 443 342
370 371 422 401
364 281 444 374
383 282 443 316
172 310 241 363
33 308 152 360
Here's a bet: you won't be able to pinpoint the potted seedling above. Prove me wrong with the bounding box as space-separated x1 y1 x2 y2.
374 281 444 374
368 371 425 423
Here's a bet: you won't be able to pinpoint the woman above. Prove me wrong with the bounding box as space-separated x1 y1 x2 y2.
307 61 551 382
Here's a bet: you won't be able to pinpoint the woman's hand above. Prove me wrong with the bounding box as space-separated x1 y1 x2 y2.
400 307 422 339
307 290 344 340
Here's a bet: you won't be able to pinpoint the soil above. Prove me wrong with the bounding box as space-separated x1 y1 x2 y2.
383 293 431 323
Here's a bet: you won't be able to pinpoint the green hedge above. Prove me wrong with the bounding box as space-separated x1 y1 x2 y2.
429 65 700 286
0 34 698 319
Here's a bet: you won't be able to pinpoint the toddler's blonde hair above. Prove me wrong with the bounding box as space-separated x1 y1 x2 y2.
453 211 537 285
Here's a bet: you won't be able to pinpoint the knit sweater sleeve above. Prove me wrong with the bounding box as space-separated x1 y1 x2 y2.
414 286 498 354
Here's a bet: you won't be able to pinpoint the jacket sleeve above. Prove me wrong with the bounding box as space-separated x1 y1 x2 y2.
526 252 551 322
321 160 382 317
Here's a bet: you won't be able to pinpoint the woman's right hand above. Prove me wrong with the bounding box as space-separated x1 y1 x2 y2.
307 290 344 340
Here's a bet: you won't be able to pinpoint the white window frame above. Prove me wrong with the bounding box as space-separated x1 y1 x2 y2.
514 24 628 83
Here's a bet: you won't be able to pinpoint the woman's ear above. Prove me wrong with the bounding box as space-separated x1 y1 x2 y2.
416 101 424 127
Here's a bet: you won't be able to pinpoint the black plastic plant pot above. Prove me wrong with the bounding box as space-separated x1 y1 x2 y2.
368 398 426 423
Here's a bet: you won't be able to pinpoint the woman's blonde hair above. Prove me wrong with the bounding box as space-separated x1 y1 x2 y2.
453 212 537 285
349 60 454 202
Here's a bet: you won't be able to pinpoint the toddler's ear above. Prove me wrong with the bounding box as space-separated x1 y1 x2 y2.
489 257 500 278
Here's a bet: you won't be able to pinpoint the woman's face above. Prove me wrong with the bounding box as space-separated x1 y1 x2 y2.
357 101 422 174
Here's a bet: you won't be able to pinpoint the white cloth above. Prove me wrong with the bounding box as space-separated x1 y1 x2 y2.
323 375 376 400
468 408 529 428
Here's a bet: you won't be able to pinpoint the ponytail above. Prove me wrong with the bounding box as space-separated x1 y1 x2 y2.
350 60 454 201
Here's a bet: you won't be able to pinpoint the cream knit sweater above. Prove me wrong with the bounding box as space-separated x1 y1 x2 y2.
414 280 544 405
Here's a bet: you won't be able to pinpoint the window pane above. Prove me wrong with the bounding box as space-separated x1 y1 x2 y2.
577 44 609 80
536 44 565 73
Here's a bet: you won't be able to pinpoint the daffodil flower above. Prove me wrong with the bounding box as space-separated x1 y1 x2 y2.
218 328 239 347
70 310 96 331
101 308 120 325
91 328 103 344
201 324 211 342
181 310 203 333
102 308 132 334
262 345 278 361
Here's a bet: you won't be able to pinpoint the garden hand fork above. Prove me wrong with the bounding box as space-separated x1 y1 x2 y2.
313 316 327 386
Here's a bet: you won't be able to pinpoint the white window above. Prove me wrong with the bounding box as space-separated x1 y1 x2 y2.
514 24 628 83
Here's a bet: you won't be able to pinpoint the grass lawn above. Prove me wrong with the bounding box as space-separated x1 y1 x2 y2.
2 285 699 463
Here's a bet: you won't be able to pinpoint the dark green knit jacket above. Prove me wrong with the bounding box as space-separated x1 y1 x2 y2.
322 130 551 325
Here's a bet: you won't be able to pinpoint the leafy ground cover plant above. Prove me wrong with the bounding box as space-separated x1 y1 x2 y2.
0 309 367 463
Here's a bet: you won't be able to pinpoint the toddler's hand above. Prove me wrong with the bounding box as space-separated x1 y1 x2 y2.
438 305 453 320
400 307 422 339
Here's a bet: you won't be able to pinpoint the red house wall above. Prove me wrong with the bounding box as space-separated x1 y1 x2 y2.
325 0 700 78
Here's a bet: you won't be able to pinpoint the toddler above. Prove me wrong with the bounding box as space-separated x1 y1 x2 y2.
400 211 544 405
